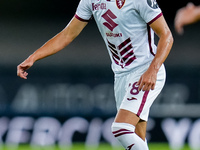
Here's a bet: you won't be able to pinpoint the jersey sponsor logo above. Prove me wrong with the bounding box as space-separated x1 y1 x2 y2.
92 3 106 11
102 9 118 31
106 32 122 37
147 0 159 9
107 38 136 68
116 0 125 9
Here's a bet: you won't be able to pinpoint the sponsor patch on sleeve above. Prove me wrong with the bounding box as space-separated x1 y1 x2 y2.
147 0 159 9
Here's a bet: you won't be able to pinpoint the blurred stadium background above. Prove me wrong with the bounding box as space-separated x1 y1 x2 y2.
0 0 200 149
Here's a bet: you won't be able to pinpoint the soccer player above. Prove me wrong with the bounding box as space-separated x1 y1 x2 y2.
17 0 173 149
175 2 200 34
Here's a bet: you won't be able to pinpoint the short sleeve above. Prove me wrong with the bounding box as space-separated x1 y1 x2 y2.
75 0 92 22
134 0 162 25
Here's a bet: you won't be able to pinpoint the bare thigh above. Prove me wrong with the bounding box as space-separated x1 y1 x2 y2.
114 109 147 141
135 120 147 141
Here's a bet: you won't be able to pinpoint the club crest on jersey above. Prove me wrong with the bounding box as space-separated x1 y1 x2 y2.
116 0 125 9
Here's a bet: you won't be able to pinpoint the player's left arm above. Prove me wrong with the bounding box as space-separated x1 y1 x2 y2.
137 15 173 91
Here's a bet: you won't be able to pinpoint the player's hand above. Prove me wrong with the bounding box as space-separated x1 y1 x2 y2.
174 3 196 34
17 58 34 79
136 69 157 91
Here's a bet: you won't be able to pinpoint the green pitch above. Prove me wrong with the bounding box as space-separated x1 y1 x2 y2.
2 143 191 150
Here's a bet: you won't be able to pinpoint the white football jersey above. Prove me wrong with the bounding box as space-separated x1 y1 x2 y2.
75 0 162 75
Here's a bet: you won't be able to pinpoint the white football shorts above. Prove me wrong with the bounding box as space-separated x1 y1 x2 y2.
114 62 166 121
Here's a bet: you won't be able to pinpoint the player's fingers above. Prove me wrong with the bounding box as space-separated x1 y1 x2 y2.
174 18 183 34
17 65 24 75
178 28 184 35
138 82 145 91
18 70 28 79
137 78 143 91
23 72 28 79
186 2 194 9
17 65 22 76
142 83 151 91
175 26 183 34
151 83 155 90
142 80 156 91
136 77 142 86
174 9 185 34
138 78 151 91
17 65 28 79
175 24 184 34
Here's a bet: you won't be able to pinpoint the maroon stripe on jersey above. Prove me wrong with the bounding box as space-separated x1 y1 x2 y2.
118 38 131 50
120 44 133 56
147 13 163 25
75 14 90 22
137 91 149 117
108 40 120 60
109 45 118 54
111 52 120 60
108 38 136 68
112 56 120 65
125 56 136 66
147 25 155 56
122 51 134 61
108 40 116 48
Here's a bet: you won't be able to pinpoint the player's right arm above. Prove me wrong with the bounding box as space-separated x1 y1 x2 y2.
17 17 88 79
